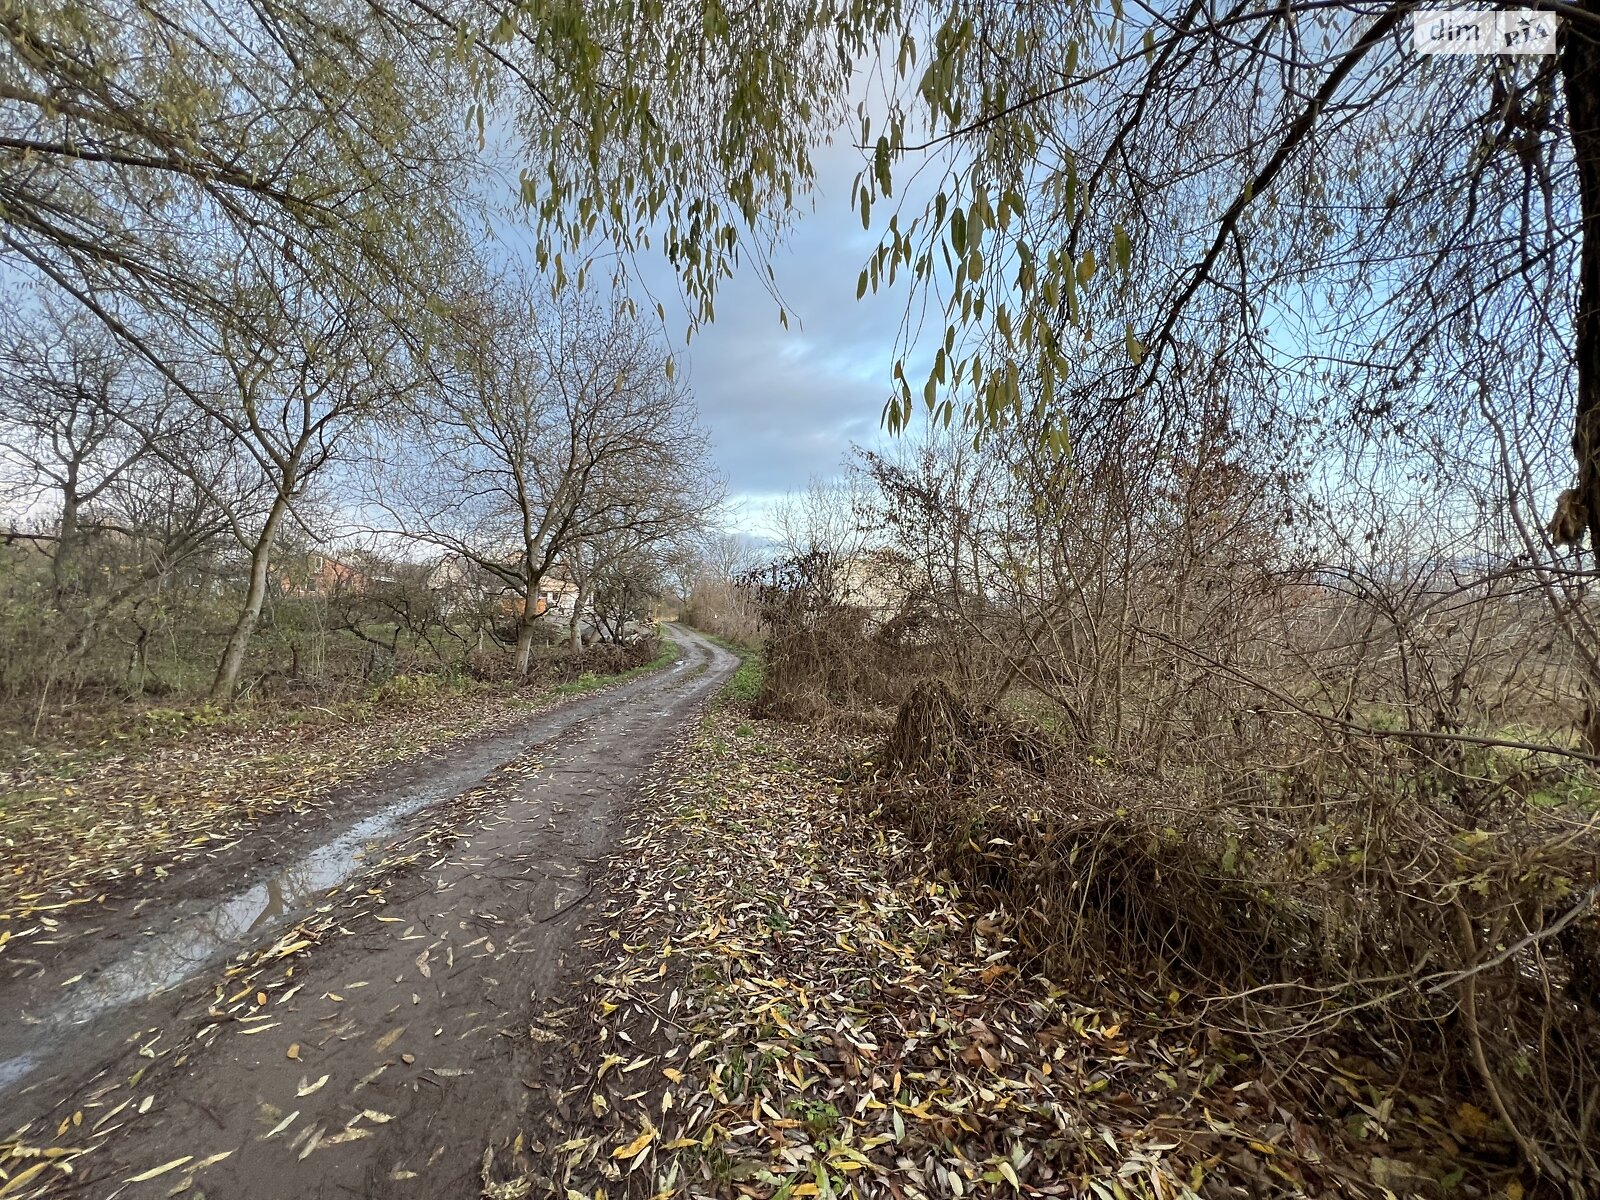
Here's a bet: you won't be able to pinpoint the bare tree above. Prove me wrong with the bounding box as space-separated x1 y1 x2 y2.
0 296 158 605
149 261 413 700
375 284 715 672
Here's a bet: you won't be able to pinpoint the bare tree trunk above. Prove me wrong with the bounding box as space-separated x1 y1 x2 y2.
515 617 538 675
1564 0 1600 553
569 584 590 649
210 498 288 701
53 482 80 609
568 595 582 649
126 619 150 697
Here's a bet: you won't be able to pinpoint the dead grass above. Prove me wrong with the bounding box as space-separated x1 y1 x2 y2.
868 682 1600 1194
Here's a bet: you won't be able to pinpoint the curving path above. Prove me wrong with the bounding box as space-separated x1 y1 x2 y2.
0 626 737 1198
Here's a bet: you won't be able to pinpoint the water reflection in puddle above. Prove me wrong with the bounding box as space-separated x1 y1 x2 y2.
0 790 441 1094
0 643 710 1100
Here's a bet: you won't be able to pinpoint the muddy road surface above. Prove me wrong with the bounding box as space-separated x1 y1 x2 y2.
0 626 737 1198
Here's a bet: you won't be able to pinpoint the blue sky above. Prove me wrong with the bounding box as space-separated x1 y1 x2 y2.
627 132 915 537
481 80 943 539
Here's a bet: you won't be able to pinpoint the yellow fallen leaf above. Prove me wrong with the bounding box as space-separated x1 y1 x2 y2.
256 992 267 1006
0 1162 49 1197
286 1044 301 1060
123 1156 193 1183
373 1026 406 1054
612 1129 655 1159
265 1111 300 1138
661 1067 684 1082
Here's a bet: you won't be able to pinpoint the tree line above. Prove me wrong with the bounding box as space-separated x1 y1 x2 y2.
3 0 819 710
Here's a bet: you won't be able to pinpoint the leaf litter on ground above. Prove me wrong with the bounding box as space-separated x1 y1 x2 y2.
0 679 620 952
508 709 1504 1200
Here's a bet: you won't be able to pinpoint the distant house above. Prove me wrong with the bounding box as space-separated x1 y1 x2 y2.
840 549 914 620
426 553 516 617
425 552 588 622
535 565 582 618
278 551 372 599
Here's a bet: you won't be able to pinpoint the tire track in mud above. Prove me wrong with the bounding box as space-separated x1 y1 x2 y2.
0 627 736 1199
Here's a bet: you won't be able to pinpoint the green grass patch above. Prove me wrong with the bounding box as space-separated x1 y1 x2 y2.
715 644 765 711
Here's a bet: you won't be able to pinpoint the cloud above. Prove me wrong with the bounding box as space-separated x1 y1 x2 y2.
487 84 953 537
636 150 908 528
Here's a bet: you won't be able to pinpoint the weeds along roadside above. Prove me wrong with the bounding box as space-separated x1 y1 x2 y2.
750 618 1600 1194
529 644 1533 1200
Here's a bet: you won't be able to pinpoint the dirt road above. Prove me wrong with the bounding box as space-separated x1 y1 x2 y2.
0 626 737 1198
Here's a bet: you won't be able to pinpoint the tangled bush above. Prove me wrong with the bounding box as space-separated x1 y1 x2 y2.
463 635 661 686
866 683 1600 1190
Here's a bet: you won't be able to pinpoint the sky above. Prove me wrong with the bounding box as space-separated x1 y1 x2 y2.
481 76 942 541
625 131 920 539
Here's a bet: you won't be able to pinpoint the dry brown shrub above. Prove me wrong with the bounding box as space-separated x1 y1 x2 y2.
865 684 1600 1191
885 679 1055 774
758 615 941 720
466 637 659 686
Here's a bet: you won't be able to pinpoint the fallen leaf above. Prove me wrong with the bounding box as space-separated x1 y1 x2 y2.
123 1157 193 1183
612 1128 656 1159
264 1111 300 1138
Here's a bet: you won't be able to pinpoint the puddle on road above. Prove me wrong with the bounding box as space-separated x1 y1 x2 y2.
0 789 442 1095
0 638 714 1099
